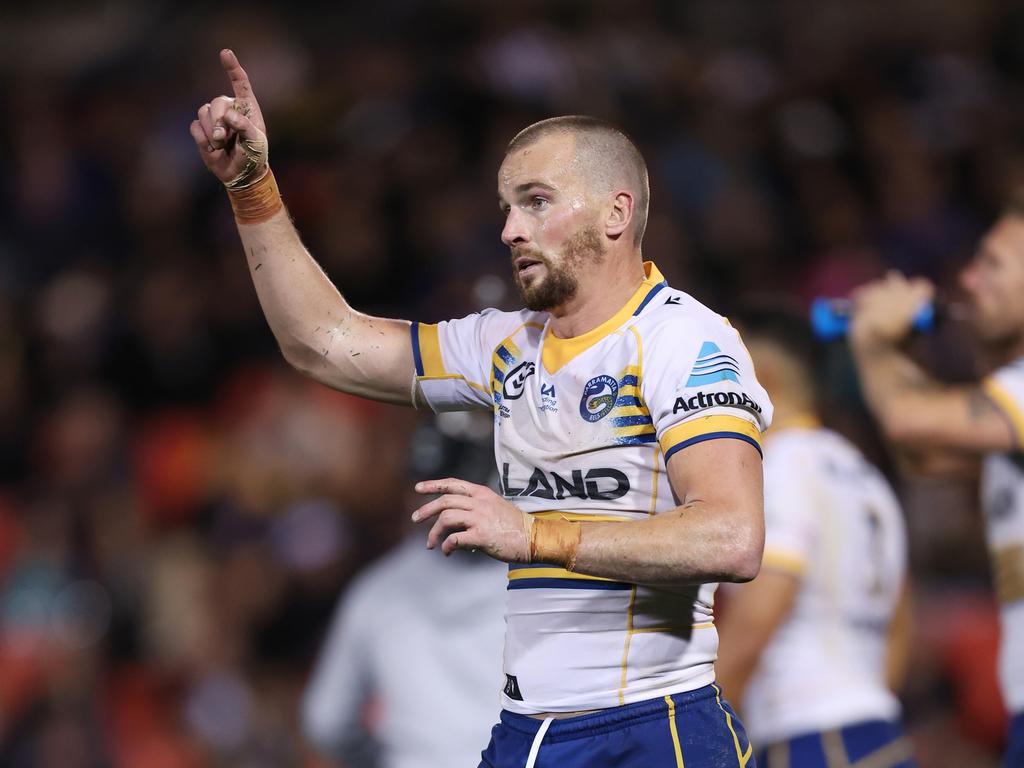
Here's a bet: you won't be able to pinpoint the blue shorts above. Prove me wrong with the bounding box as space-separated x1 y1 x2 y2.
755 720 914 768
1006 711 1024 768
479 684 755 768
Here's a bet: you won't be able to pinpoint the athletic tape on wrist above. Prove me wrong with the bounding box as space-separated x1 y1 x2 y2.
530 518 582 571
227 168 282 224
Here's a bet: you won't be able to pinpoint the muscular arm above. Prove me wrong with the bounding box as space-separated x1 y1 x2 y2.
569 438 764 584
850 333 1015 454
191 51 418 406
848 273 1015 454
714 568 800 703
414 437 765 585
239 211 417 405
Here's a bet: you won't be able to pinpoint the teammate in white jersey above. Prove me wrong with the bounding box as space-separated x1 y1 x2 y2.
849 209 1024 767
717 307 914 768
191 50 771 767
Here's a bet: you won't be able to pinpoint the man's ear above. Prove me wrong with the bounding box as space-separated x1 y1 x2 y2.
605 191 634 240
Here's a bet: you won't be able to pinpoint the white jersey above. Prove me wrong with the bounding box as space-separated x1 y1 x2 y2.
413 262 772 714
980 360 1024 713
740 423 906 744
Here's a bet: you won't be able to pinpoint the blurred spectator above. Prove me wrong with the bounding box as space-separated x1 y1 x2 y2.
303 412 506 768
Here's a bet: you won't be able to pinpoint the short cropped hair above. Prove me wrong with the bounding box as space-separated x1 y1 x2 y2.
507 116 650 247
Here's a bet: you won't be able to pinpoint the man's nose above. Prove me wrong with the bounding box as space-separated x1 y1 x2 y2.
501 207 529 247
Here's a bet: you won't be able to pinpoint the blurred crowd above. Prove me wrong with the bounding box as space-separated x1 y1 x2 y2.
2 0 1024 765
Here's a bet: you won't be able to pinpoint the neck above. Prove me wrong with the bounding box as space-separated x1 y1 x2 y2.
547 252 646 339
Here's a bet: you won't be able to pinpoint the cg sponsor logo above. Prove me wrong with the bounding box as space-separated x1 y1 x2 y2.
579 375 619 422
502 361 536 400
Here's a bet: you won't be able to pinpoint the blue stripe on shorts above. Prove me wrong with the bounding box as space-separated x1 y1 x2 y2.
478 683 755 767
756 719 915 768
1006 711 1024 768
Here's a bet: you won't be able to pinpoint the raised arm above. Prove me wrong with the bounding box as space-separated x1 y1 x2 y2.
849 272 1015 453
190 50 417 406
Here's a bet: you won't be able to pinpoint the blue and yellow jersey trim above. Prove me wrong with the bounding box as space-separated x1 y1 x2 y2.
491 337 523 404
488 323 544 406
611 365 657 445
508 511 636 590
761 548 807 577
542 262 667 374
660 415 762 462
982 377 1024 449
508 564 633 591
411 321 445 377
411 322 489 395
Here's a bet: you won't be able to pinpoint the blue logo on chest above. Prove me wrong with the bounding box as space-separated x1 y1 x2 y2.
579 375 619 422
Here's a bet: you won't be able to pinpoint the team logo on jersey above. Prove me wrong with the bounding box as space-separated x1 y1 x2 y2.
579 375 619 422
686 341 740 386
502 361 536 400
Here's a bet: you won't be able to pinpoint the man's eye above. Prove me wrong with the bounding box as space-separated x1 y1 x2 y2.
530 197 548 210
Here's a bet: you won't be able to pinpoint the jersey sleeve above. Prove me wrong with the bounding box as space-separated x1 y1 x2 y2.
760 446 816 577
982 360 1024 449
641 316 774 463
412 309 526 413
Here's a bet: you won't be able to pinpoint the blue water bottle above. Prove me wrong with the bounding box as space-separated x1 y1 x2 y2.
810 298 937 342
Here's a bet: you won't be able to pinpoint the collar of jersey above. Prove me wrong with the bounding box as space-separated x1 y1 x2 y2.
541 261 666 374
766 413 822 439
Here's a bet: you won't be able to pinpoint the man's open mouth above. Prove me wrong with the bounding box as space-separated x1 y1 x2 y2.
514 257 543 273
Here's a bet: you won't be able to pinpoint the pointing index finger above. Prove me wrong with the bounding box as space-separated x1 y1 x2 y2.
220 49 252 99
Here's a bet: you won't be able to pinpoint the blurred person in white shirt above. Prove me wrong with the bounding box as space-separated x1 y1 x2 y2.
302 412 507 768
717 305 915 768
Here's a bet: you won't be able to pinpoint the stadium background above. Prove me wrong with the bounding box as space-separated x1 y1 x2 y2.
0 1 1021 765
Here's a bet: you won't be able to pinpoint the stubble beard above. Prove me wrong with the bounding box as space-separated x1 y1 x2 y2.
512 225 606 312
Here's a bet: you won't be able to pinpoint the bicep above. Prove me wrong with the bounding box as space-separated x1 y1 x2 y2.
666 436 764 516
665 437 765 579
311 314 418 406
884 386 1015 454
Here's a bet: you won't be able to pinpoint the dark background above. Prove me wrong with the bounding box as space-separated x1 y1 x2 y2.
0 1 1020 765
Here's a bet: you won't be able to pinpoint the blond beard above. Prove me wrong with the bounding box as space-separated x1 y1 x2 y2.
513 226 606 312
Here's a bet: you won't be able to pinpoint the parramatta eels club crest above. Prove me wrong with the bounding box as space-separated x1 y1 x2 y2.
579 375 619 422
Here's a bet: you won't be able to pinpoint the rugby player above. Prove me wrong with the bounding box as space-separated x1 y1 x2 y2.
717 307 914 768
849 213 1024 767
192 49 773 767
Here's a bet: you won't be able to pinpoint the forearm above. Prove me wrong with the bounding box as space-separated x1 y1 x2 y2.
850 335 942 437
236 206 415 404
542 502 763 586
715 620 767 704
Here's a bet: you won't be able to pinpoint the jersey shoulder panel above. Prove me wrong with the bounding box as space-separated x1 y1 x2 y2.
414 308 543 412
983 357 1024 448
632 288 773 461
